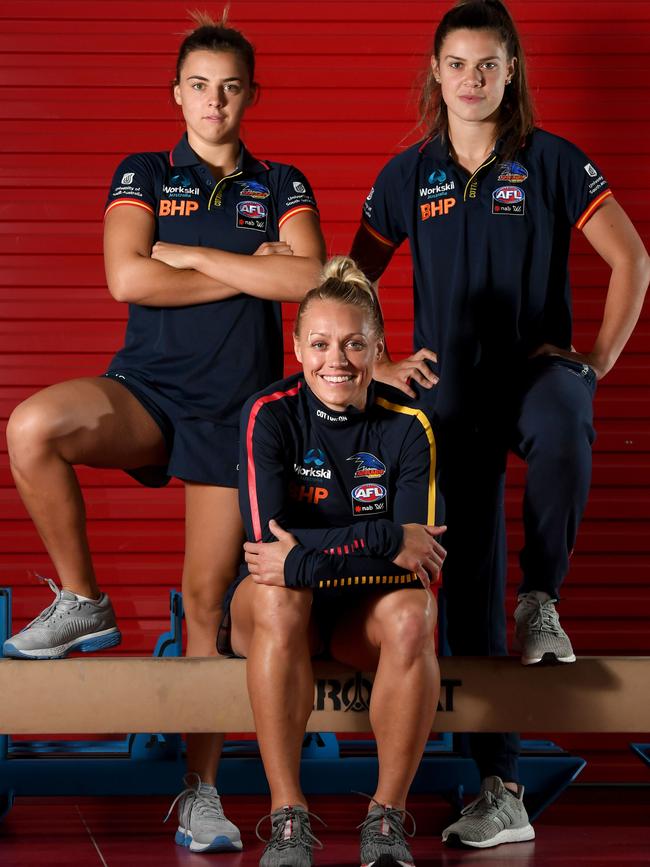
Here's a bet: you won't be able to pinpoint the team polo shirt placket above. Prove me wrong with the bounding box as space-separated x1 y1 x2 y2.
163 137 278 252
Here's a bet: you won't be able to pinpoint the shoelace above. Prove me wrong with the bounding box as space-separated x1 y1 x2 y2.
255 806 326 851
22 575 82 629
356 793 416 843
460 788 503 818
522 598 562 635
163 772 225 824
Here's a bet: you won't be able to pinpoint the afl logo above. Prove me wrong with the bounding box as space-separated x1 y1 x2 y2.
493 185 524 203
352 483 387 503
238 201 267 218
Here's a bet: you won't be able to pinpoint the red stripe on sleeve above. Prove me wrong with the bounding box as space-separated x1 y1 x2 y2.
245 382 302 541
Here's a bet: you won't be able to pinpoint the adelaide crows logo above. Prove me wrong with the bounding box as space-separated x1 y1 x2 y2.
347 452 386 479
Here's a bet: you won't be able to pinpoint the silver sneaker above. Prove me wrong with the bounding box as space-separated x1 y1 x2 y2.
2 577 121 659
359 803 416 867
442 776 535 848
515 591 576 665
166 773 242 853
256 805 324 867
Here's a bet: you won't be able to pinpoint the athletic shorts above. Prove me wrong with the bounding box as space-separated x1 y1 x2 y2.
217 573 424 658
102 371 239 488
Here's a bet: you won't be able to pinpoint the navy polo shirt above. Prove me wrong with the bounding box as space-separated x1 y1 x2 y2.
361 128 611 418
104 135 319 426
239 373 437 589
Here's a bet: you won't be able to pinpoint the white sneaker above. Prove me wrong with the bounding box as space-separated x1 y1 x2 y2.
167 773 243 853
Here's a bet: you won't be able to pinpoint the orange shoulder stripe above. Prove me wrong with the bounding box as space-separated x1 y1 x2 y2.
104 199 155 218
278 204 319 229
576 189 612 231
361 217 396 248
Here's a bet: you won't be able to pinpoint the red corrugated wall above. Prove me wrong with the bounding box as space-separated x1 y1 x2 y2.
1 1 648 781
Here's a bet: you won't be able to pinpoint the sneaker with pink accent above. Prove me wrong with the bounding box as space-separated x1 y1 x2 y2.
359 803 416 867
257 805 324 867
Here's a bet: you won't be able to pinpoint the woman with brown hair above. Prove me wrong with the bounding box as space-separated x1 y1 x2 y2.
5 10 325 852
351 0 649 848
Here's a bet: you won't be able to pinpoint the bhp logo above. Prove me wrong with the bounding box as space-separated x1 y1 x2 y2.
420 198 455 220
159 200 199 216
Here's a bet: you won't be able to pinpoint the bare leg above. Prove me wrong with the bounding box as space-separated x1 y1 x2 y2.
6 377 167 597
182 483 244 784
331 588 439 809
231 578 319 809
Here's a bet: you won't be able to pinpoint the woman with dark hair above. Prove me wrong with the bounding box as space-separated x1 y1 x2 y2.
351 0 649 849
4 10 325 852
223 256 446 867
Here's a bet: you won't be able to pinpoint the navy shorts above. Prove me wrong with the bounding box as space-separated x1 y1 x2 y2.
103 371 239 488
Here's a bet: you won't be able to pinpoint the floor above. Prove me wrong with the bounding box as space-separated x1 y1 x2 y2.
1 788 649 867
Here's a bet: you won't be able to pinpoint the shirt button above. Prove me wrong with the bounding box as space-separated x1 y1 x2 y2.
206 180 213 186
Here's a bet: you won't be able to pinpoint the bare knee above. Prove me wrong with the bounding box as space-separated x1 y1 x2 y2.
375 593 437 662
250 585 312 649
6 399 63 472
183 573 228 625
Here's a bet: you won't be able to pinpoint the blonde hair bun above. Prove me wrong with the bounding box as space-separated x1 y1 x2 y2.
295 255 385 338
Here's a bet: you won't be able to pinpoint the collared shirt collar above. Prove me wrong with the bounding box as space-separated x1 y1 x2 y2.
419 133 505 164
170 134 270 175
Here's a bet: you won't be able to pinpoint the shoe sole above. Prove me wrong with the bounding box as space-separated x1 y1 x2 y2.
521 651 576 666
443 823 535 848
175 828 243 852
3 628 122 660
362 857 414 867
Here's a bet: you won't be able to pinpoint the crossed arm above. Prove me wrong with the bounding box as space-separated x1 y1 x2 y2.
104 205 325 306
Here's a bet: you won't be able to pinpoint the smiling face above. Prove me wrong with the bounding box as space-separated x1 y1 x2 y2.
294 299 384 412
173 49 256 152
432 28 515 130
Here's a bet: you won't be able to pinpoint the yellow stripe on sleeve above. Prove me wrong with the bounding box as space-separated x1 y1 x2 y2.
374 398 437 522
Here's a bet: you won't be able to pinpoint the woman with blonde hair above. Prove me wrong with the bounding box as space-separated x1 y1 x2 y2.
222 256 446 867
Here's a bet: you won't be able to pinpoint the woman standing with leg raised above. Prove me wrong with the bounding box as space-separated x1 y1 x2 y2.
4 10 325 852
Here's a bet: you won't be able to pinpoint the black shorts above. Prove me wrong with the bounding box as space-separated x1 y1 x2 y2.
103 371 239 488
217 573 424 658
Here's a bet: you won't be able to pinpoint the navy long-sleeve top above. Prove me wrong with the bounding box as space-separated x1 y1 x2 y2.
239 373 437 590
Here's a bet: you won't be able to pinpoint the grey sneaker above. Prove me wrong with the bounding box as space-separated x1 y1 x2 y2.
256 805 324 867
442 776 535 848
2 577 121 659
166 773 242 852
359 803 416 867
515 591 576 665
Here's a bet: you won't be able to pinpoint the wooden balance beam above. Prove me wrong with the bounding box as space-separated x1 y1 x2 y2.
1 656 648 735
